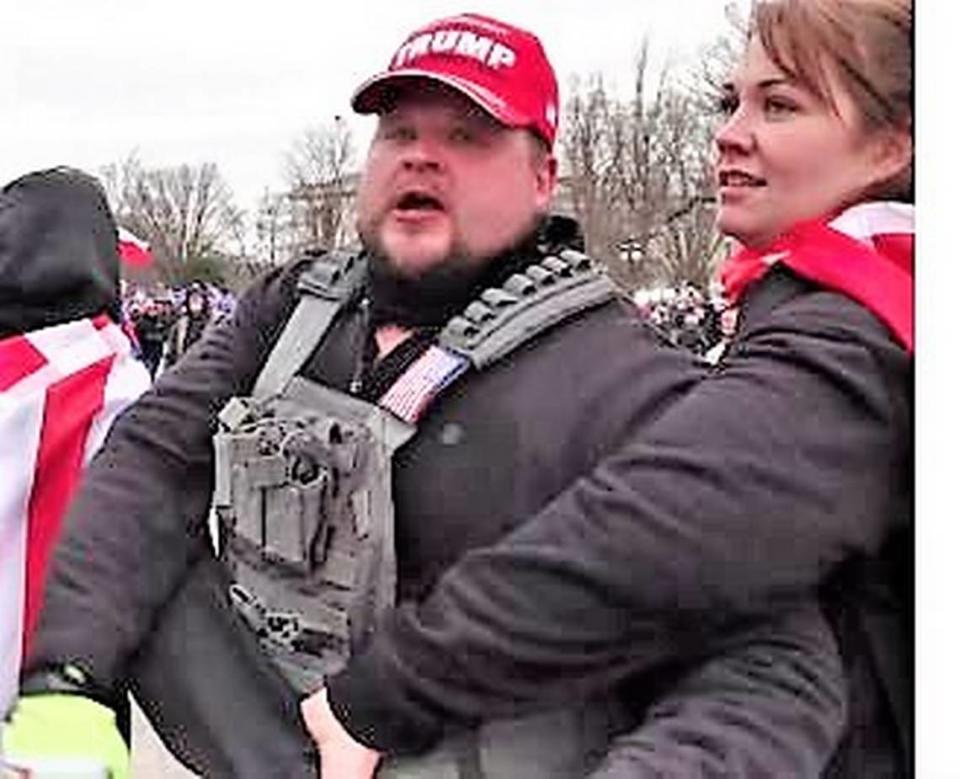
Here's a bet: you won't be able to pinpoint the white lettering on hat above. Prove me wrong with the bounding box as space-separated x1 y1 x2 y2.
391 29 517 70
431 30 460 53
408 34 433 59
486 43 516 69
393 33 432 67
454 31 493 62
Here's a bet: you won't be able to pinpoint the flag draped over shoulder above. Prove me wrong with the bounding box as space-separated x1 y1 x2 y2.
0 314 150 711
720 201 914 353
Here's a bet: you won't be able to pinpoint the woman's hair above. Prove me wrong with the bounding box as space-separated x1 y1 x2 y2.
752 0 913 200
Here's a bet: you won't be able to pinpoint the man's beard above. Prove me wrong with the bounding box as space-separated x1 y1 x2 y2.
359 212 546 328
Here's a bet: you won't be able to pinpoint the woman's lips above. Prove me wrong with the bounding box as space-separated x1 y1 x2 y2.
717 169 767 188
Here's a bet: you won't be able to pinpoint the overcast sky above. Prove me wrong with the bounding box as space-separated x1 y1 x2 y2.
2 0 750 214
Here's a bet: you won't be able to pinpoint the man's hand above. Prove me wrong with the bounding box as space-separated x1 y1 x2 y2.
301 687 382 779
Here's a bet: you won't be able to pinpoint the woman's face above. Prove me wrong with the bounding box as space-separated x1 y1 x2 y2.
713 36 903 249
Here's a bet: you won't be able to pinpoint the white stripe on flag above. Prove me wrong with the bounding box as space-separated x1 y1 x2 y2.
117 226 149 251
0 391 44 713
84 326 151 462
28 318 114 379
830 201 914 242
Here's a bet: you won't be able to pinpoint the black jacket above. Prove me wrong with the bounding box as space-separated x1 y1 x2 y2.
29 246 850 776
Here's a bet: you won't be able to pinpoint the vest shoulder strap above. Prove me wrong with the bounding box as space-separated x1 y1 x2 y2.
439 248 617 369
254 247 616 403
252 250 365 399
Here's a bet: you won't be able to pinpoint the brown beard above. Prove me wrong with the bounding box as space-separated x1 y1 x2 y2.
361 213 547 328
357 211 475 282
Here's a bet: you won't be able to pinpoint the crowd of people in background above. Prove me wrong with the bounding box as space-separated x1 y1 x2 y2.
123 275 729 376
633 282 729 358
121 281 237 379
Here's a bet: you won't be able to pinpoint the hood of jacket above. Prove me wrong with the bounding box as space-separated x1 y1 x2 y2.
0 167 121 339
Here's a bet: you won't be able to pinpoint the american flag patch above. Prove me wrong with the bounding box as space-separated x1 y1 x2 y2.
378 345 470 424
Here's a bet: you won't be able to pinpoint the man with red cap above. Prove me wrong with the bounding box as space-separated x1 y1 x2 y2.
5 13 846 779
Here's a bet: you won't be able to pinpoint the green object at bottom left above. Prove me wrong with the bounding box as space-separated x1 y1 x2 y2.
2 694 128 779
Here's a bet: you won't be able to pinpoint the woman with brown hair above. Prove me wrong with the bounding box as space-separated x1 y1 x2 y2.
309 1 914 776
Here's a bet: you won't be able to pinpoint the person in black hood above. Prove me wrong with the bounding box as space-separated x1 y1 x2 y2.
0 166 148 758
131 300 168 380
0 167 122 339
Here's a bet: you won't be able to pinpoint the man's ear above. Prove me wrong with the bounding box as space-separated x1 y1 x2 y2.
533 154 558 211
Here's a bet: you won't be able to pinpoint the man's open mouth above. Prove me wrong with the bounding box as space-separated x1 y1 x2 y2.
394 191 445 212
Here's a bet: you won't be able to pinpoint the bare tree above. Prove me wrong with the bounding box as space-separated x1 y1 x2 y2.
284 116 357 250
558 34 739 292
102 154 245 283
253 189 295 267
560 75 622 265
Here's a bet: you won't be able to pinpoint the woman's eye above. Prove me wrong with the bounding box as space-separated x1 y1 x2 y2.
764 97 798 116
715 93 739 117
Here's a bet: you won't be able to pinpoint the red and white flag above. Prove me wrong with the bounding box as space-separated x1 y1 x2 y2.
720 201 914 352
0 315 150 711
117 226 153 268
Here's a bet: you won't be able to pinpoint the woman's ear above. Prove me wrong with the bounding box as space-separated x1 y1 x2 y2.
871 125 913 188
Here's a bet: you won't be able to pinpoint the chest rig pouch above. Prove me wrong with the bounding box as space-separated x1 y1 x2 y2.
213 252 414 692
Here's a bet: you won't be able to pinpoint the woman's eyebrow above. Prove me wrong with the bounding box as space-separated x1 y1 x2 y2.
757 77 793 90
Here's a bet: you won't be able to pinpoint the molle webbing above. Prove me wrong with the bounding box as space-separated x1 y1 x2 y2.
439 248 616 369
378 248 617 424
259 247 617 401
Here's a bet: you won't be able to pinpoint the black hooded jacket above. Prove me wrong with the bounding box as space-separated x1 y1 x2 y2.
0 167 121 339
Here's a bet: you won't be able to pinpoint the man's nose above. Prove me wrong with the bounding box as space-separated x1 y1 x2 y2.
400 137 443 172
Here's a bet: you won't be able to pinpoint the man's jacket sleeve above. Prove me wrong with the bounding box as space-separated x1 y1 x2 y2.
25 264 302 694
326 286 911 752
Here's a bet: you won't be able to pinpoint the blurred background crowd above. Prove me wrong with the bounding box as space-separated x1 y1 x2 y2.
121 281 237 379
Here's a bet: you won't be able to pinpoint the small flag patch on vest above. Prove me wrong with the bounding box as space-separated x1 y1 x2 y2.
378 345 470 424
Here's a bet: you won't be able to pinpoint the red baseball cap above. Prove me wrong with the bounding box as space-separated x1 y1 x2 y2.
351 13 560 149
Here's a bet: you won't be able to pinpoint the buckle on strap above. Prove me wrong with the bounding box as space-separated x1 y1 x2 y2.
228 583 302 650
228 583 350 651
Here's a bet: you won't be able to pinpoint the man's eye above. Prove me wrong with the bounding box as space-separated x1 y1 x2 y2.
449 126 476 144
382 125 415 142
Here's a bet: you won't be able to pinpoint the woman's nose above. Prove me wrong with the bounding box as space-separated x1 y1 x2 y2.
714 108 754 158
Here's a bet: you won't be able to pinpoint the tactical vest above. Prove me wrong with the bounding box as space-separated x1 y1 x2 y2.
213 249 631 777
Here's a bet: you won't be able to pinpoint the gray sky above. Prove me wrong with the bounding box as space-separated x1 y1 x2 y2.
1 1 747 214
